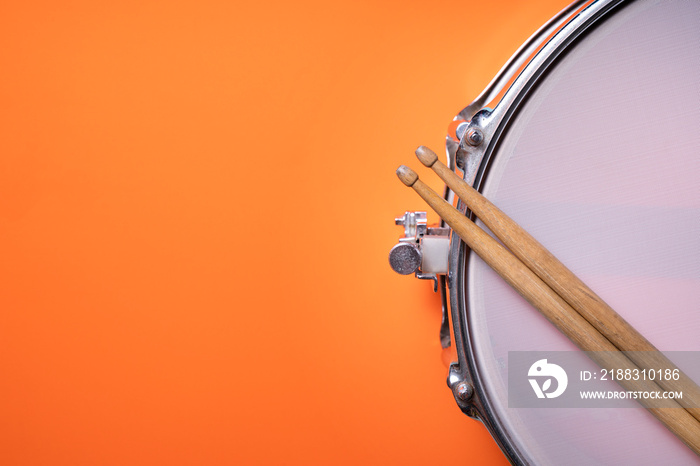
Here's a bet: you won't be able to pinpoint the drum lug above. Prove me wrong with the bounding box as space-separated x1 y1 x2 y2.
453 110 492 181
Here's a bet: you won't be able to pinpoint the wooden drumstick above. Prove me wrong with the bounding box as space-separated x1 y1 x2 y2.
396 165 700 455
415 145 700 422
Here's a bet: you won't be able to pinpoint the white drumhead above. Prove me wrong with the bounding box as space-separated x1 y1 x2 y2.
467 0 700 463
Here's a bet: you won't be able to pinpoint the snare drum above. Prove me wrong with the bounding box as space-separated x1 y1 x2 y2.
391 0 700 463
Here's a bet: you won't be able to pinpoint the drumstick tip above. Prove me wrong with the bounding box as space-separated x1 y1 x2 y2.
396 165 419 187
415 145 438 167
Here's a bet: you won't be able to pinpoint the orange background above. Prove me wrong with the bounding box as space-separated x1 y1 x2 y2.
1 0 568 464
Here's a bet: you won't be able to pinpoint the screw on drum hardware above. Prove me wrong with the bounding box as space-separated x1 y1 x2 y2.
465 128 484 147
454 382 474 402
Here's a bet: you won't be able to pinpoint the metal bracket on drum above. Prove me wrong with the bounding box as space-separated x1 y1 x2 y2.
389 211 450 277
389 211 451 347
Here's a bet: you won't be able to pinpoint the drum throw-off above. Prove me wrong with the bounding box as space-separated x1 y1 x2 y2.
396 148 700 457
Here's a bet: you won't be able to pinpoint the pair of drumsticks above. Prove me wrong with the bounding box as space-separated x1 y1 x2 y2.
397 146 700 455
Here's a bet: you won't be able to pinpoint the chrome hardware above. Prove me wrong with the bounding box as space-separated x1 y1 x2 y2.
389 211 450 277
415 272 438 292
465 128 484 147
389 243 422 275
454 382 474 402
394 211 427 241
390 211 453 348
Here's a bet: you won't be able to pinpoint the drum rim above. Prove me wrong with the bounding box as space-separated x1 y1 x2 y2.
446 0 629 463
